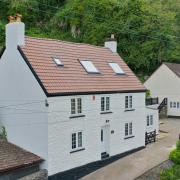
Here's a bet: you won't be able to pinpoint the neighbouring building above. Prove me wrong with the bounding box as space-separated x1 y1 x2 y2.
0 140 43 180
0 15 159 179
144 62 180 118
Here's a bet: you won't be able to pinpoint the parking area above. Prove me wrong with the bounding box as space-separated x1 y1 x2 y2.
81 118 180 180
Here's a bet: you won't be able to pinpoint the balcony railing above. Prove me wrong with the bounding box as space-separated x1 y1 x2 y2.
146 97 159 106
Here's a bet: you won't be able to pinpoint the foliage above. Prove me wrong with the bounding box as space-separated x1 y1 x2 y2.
0 0 180 76
0 126 7 140
161 140 180 179
169 149 180 164
176 140 180 150
161 165 180 180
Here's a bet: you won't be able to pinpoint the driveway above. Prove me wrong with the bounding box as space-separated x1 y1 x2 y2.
81 118 180 180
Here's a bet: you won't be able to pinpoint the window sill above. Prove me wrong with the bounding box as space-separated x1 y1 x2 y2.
69 114 85 119
124 136 135 140
100 111 113 115
124 109 135 112
70 148 85 154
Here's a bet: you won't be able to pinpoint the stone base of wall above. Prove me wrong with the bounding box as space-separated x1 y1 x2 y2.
135 160 173 180
19 169 48 180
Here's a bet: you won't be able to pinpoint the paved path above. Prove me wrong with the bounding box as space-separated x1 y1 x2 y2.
81 118 180 180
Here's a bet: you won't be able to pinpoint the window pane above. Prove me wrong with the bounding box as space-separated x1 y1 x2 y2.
177 102 179 108
109 63 125 74
106 97 110 111
101 97 105 111
71 99 76 114
147 116 150 126
129 96 132 108
173 102 176 108
170 102 172 108
77 98 82 114
101 129 103 142
129 122 132 135
150 115 153 125
125 123 128 136
78 132 82 147
80 60 99 73
72 133 76 149
125 96 128 109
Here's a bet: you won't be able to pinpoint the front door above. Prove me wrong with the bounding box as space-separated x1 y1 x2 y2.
101 125 110 153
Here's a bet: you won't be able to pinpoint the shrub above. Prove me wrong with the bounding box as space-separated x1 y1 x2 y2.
169 149 180 164
161 165 180 180
176 140 180 150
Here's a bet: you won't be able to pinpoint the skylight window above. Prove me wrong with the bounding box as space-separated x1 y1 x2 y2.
80 60 99 73
109 62 125 75
53 57 63 66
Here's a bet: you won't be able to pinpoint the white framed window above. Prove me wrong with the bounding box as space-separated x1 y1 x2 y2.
147 115 150 126
125 122 133 137
108 62 125 75
170 102 173 108
80 60 99 73
101 97 110 112
177 102 180 108
125 96 133 109
71 98 82 115
147 115 153 126
53 57 64 66
71 131 83 150
150 115 153 125
173 102 176 108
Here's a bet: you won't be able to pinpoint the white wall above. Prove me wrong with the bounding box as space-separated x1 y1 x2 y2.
47 92 146 175
144 64 180 116
0 48 48 169
146 106 159 134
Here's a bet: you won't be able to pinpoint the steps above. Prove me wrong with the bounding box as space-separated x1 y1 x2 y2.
101 152 110 160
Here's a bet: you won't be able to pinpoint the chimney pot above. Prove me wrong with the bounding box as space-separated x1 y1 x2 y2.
16 14 22 22
8 16 15 23
6 14 25 48
111 34 115 39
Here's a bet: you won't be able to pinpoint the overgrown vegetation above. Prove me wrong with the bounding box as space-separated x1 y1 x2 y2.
0 126 7 140
0 0 179 76
161 140 180 180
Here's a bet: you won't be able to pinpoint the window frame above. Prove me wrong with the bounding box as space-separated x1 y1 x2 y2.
71 98 82 115
125 95 133 110
71 131 83 151
125 122 133 137
101 97 110 112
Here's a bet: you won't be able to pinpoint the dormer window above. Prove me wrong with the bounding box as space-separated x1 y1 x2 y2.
80 60 99 74
53 57 64 66
109 62 125 75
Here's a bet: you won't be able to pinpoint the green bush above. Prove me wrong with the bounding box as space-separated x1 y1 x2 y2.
161 165 180 180
176 140 180 150
169 149 180 165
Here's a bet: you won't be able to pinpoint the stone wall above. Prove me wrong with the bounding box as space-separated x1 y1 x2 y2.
19 170 48 180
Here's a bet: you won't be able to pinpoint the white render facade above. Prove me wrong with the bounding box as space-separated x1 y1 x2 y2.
0 18 159 177
144 63 180 117
47 93 146 175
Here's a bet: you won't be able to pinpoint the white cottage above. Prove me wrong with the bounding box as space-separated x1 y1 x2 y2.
144 63 180 118
0 16 158 179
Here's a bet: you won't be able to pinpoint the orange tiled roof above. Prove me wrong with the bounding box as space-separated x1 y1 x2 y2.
20 36 146 96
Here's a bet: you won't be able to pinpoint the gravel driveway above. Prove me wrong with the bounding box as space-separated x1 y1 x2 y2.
81 118 180 180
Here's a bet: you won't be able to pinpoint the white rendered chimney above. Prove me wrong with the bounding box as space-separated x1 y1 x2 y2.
6 14 25 49
104 34 117 53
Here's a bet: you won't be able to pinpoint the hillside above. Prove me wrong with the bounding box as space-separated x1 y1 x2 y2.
0 0 179 77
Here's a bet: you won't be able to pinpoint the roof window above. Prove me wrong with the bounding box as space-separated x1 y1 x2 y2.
80 60 99 74
109 62 125 75
53 57 64 66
